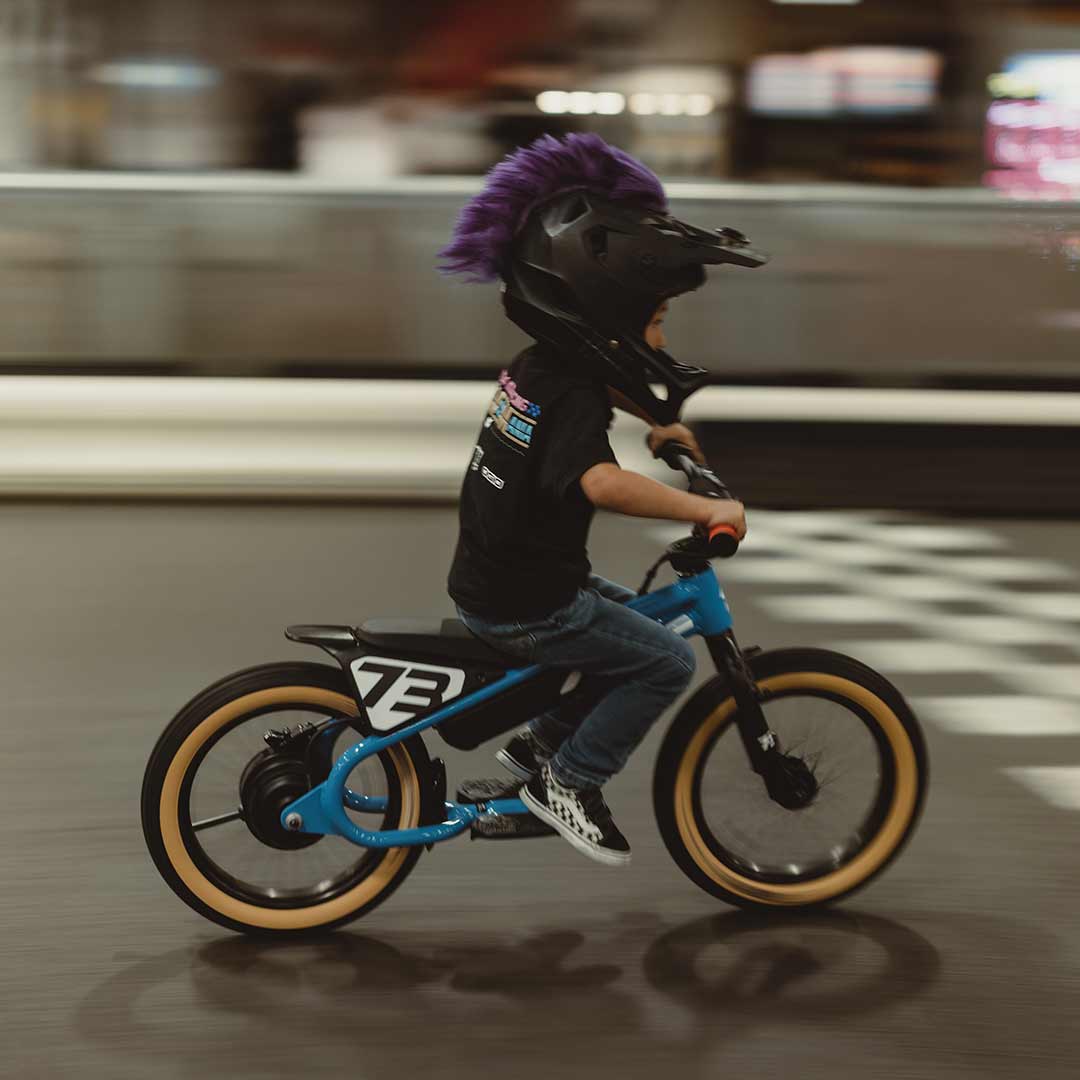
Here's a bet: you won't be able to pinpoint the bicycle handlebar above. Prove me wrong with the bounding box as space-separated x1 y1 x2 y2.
655 440 741 559
654 439 699 475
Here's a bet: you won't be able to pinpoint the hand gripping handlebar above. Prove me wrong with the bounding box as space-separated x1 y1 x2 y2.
655 440 740 559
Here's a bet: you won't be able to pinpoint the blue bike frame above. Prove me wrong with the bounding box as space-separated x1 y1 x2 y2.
280 567 734 848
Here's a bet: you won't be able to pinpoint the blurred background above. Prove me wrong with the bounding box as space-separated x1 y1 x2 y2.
0 0 1077 379
0 0 1076 511
3 0 1080 186
5 6 1080 1079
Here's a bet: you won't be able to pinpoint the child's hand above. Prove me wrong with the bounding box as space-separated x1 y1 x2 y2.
702 499 747 541
647 423 705 463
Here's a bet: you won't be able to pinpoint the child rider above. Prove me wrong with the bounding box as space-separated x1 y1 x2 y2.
440 133 767 866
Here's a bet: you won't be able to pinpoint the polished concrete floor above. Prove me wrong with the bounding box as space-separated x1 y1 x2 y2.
3 502 1079 1079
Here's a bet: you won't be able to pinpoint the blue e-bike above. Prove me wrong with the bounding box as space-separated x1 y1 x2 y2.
141 445 928 935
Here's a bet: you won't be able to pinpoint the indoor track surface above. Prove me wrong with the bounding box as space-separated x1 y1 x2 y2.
4 502 1080 1079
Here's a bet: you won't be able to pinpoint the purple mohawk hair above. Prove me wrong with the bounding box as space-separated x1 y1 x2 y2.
438 132 667 283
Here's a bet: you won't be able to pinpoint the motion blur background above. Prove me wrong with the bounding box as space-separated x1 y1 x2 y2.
5 5 1080 1079
5 0 1080 185
0 0 1078 511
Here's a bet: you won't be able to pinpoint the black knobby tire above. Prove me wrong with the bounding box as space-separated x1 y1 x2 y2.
653 648 928 911
141 661 429 935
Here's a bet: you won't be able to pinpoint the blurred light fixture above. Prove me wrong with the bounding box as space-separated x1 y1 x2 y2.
536 90 570 113
568 91 596 114
1040 159 1080 184
91 60 221 90
538 65 733 125
535 90 626 115
593 91 626 115
987 72 1039 100
772 0 861 5
747 47 941 116
627 90 717 117
984 51 1080 193
1000 52 1080 106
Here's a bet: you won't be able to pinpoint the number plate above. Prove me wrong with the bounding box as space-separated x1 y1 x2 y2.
349 656 467 732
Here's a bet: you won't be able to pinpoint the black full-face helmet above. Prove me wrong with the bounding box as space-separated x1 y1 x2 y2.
503 190 768 425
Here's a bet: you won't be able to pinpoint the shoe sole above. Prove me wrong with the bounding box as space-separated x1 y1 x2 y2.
495 748 536 782
519 784 631 867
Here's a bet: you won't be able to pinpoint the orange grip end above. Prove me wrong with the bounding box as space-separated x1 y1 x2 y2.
707 524 739 542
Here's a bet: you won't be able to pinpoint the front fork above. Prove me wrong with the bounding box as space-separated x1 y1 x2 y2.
705 631 776 775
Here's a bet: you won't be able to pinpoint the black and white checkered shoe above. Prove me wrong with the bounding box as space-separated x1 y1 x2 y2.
495 728 551 781
519 764 631 867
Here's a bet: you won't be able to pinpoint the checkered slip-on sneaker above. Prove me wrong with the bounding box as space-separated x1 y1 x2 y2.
519 764 631 867
495 729 552 781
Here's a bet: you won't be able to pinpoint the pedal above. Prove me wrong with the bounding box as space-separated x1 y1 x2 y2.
456 776 557 840
455 776 523 803
470 812 557 841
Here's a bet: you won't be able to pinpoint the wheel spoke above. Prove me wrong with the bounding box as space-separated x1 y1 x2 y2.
192 808 245 832
698 688 886 878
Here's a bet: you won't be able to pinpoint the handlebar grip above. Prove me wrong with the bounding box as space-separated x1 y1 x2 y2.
705 523 740 558
708 524 739 541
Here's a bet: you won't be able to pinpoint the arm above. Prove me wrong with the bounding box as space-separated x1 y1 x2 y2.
580 463 746 537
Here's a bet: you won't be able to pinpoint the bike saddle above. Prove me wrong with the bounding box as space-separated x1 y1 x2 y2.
285 620 515 665
354 617 508 664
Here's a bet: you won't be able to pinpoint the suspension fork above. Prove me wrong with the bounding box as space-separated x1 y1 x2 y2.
704 631 776 775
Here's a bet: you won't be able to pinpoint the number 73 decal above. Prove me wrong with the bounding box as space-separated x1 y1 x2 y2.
349 656 466 732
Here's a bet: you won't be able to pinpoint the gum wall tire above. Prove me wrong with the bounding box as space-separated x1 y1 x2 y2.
653 648 928 911
141 661 428 935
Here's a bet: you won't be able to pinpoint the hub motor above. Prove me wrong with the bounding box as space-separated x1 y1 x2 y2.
239 742 322 851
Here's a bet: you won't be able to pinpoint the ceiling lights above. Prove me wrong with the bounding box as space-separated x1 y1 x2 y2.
537 90 715 116
536 90 626 115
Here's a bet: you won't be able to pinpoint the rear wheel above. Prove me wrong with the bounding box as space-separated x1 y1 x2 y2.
654 648 927 910
141 662 427 935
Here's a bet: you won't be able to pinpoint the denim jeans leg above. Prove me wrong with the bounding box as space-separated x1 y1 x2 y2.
458 581 695 788
548 650 694 788
525 589 696 788
527 676 616 753
585 573 638 605
525 575 635 751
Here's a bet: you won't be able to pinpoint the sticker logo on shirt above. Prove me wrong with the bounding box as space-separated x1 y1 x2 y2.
481 465 504 489
469 444 484 471
485 370 540 453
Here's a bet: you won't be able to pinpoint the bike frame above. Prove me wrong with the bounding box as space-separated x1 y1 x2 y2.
280 566 736 849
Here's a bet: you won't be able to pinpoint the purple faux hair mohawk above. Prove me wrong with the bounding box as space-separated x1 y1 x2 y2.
438 132 667 283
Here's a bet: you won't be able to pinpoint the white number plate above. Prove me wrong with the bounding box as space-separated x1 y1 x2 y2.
349 656 466 731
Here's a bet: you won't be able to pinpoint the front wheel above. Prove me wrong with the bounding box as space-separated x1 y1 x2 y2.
654 648 927 910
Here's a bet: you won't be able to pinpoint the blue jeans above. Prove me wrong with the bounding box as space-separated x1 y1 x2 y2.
456 575 696 789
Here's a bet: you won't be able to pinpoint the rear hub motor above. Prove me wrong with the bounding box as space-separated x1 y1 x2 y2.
239 747 322 850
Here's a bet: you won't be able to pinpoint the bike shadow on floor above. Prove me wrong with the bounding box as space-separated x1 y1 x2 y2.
72 907 943 1077
641 908 941 1019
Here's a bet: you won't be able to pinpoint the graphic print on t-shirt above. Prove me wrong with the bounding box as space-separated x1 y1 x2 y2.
485 369 541 453
448 346 619 619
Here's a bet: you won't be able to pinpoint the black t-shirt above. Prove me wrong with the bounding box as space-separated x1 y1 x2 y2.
448 345 618 619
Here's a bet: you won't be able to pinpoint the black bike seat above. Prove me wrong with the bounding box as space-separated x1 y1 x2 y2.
355 617 512 666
